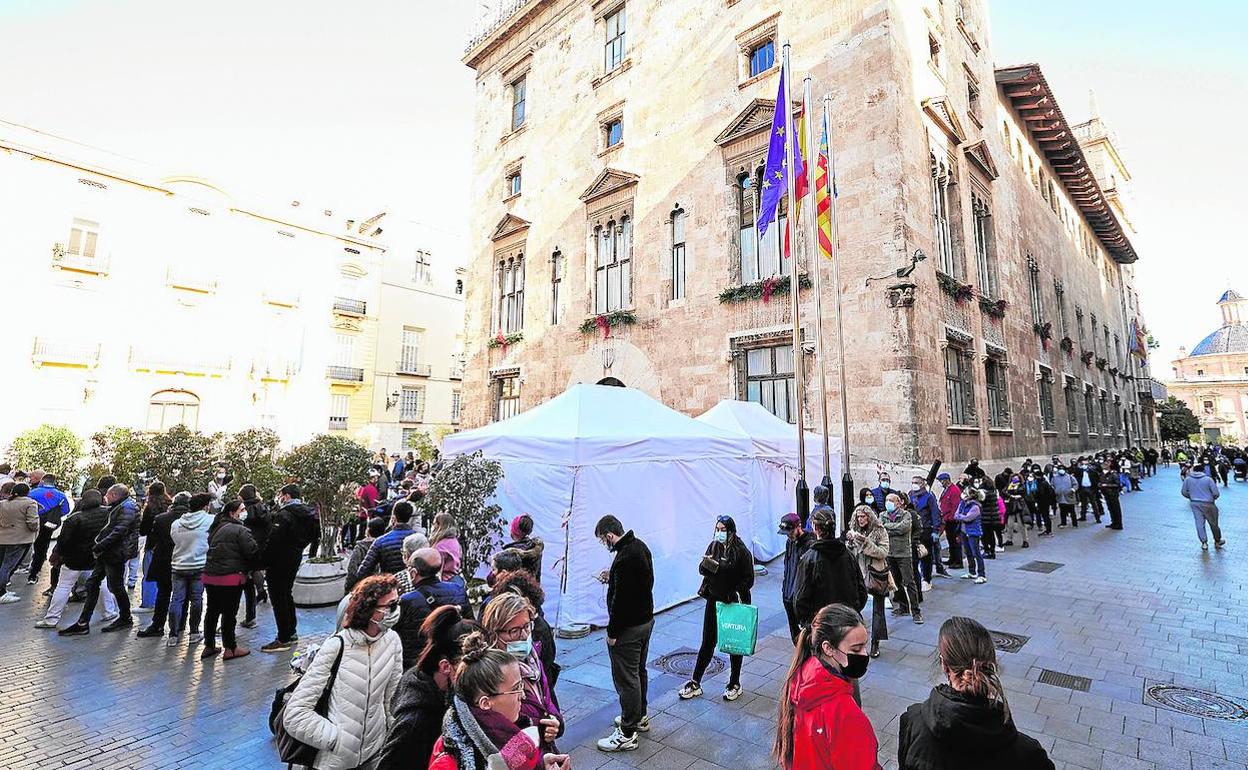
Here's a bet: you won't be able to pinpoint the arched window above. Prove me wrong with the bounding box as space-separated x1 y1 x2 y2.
147 390 200 431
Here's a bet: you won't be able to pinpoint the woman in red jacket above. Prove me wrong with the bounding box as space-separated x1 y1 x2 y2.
773 604 881 770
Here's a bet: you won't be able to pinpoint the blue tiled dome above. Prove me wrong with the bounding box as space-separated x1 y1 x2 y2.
1191 325 1248 356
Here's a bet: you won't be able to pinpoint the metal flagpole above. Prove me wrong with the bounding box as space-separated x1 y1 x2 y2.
782 43 809 526
803 76 833 496
822 95 855 530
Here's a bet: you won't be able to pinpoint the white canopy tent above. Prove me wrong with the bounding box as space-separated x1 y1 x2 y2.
696 400 842 560
442 384 756 628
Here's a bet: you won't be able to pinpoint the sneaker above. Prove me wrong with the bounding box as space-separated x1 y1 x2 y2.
101 613 120 624
58 622 90 637
188 631 203 643
723 684 742 701
596 727 639 753
913 613 925 625
26 578 37 586
13 565 28 573
1201 542 1209 551
1058 524 1067 529
613 714 651 733
1004 541 1014 547
261 639 293 653
41 587 53 597
677 681 703 700
1215 540 1227 547
975 576 988 584
961 572 975 580
870 640 881 658
101 617 133 633
240 618 258 629
1021 542 1030 549
921 581 933 592
0 592 21 604
136 625 164 638
166 635 180 647
34 619 57 629
935 570 950 579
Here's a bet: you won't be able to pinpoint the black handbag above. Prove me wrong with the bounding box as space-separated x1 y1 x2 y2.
866 566 892 596
272 634 346 766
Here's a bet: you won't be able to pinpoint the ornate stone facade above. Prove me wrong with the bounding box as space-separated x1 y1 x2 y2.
1167 291 1248 443
459 0 1150 465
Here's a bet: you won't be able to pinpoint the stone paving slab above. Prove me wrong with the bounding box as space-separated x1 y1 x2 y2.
1 466 1246 769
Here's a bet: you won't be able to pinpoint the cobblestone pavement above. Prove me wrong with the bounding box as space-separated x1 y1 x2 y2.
1 466 1246 770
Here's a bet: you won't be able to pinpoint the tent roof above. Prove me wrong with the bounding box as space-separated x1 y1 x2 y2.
697 399 839 460
443 384 752 465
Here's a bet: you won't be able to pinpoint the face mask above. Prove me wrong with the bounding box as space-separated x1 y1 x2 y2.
506 638 533 659
910 483 920 492
880 481 890 490
378 605 401 631
1057 469 1066 475
714 531 728 544
834 649 870 679
217 474 226 480
884 501 896 513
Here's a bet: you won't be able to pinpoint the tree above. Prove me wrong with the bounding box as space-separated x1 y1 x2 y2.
144 425 218 494
419 451 504 580
1159 396 1201 443
402 430 438 463
281 434 372 560
87 426 152 489
220 428 285 499
9 425 83 489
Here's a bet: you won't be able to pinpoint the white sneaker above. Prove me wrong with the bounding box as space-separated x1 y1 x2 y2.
677 681 703 700
975 576 988 584
102 613 120 624
612 714 650 733
961 572 975 580
0 592 21 604
723 684 742 701
884 597 893 609
921 581 933 592
189 631 203 643
596 727 639 752
34 619 58 629
166 635 180 647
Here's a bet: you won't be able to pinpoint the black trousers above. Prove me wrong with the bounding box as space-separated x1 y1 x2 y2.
1078 488 1103 520
783 598 800 644
204 584 244 649
27 526 55 580
266 564 298 641
80 559 129 624
148 572 172 629
1059 503 1078 527
1104 492 1123 529
867 593 888 643
944 522 963 567
692 598 742 687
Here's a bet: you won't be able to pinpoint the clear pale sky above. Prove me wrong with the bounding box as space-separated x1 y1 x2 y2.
2 1 1244 375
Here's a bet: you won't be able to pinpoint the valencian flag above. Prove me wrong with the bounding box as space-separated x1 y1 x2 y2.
757 66 805 240
815 110 834 260
1130 319 1148 359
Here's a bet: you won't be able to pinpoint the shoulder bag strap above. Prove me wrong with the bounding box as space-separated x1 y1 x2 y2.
315 634 347 712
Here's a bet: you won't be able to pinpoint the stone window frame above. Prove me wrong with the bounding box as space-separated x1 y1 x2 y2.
729 328 804 425
963 63 983 127
597 101 626 156
969 180 998 300
1075 306 1085 344
1036 363 1057 434
669 204 687 303
1025 254 1043 326
550 248 563 325
728 158 790 286
588 199 635 316
942 328 978 430
930 148 965 281
592 0 631 88
983 343 1011 431
1084 381 1098 435
1063 375 1081 435
1054 279 1067 336
490 366 522 422
735 12 781 89
503 157 523 202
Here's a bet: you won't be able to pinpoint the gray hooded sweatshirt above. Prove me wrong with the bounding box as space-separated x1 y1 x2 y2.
170 509 213 572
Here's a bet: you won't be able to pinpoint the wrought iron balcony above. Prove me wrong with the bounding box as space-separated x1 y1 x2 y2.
329 416 349 430
449 363 464 380
51 243 110 275
333 297 366 316
129 348 231 374
399 409 426 424
253 357 298 380
32 338 100 367
326 365 364 382
396 360 431 377
166 266 219 293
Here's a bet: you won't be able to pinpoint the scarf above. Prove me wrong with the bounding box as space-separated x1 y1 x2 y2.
439 696 540 770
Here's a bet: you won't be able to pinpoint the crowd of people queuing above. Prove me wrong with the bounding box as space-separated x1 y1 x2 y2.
0 440 1209 769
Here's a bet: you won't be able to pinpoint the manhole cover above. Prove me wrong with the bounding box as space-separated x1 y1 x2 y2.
988 630 1030 653
1145 684 1248 721
1037 669 1091 692
651 646 724 679
1017 561 1064 574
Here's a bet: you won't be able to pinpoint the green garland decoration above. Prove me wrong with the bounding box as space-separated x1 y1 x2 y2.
578 310 638 336
718 274 812 304
486 331 524 349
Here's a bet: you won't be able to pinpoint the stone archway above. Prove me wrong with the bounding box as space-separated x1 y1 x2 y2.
597 376 625 387
567 339 660 401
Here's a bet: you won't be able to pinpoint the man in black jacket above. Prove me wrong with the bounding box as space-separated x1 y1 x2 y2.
261 484 316 652
394 548 472 669
793 507 867 628
779 512 816 643
1072 458 1103 522
35 489 116 629
61 484 140 636
594 515 654 753
136 492 186 637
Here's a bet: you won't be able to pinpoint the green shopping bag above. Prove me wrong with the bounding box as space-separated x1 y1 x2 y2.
715 601 759 656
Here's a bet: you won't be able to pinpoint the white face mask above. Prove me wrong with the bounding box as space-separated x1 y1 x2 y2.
378 605 401 631
910 483 921 492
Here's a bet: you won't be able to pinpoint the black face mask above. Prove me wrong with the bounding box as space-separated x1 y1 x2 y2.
838 651 870 679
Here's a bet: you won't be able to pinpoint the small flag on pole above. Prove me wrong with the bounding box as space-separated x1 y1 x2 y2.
815 112 833 260
758 66 804 240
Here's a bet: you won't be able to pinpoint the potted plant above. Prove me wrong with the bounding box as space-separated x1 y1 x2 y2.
1081 350 1095 366
1033 321 1053 350
419 451 505 611
282 434 373 607
1060 336 1075 355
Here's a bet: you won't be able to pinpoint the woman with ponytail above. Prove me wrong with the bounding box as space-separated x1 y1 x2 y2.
428 631 571 770
897 617 1053 770
773 604 881 770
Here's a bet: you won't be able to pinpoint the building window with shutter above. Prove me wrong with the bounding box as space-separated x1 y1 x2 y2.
1076 307 1085 343
68 218 100 259
670 207 686 300
604 6 626 72
1100 390 1109 434
1038 366 1056 431
399 328 422 372
329 393 349 431
494 374 521 421
510 74 526 131
451 391 462 423
400 387 424 423
985 355 1010 428
594 216 631 314
1085 384 1098 434
1054 280 1067 336
496 255 525 333
944 340 976 427
971 188 997 298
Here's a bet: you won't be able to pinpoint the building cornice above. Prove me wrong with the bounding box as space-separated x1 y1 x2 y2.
464 0 558 71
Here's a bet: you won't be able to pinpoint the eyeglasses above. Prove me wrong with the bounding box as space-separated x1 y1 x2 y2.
497 621 534 642
489 681 526 698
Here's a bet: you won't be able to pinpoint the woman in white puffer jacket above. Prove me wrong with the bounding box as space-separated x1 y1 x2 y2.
284 574 404 770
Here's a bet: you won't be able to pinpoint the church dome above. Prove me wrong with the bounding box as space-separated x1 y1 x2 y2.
1190 289 1248 356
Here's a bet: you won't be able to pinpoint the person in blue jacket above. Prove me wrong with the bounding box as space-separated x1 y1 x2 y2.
954 488 986 584
25 471 70 585
908 475 947 589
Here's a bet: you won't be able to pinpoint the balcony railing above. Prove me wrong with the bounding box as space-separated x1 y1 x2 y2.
32 338 100 367
396 360 431 377
333 297 366 316
449 364 464 380
329 416 349 430
326 365 364 382
263 288 301 307
166 266 219 293
399 409 426 423
129 348 231 374
51 244 110 275
253 357 298 380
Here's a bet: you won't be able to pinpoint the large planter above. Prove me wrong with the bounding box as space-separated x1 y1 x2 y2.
294 559 347 608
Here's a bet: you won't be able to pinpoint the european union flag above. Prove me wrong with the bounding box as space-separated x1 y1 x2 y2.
757 66 803 239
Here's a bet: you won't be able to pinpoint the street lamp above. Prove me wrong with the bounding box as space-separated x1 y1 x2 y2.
386 389 400 410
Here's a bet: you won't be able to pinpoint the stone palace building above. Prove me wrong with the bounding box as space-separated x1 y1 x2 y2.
458 0 1156 466
1167 291 1248 443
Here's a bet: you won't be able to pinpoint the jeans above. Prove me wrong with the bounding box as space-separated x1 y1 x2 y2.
46 566 117 623
0 544 31 594
266 563 298 641
1190 502 1222 544
27 525 55 581
962 534 986 578
139 551 157 608
607 619 653 738
80 559 130 624
692 598 742 687
168 570 204 636
887 555 920 616
204 584 244 649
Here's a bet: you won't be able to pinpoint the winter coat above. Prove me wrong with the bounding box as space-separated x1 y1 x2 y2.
953 500 983 538
358 523 416 576
880 509 914 558
54 502 111 571
396 577 473 670
938 485 961 522
847 524 893 594
282 628 404 770
1099 470 1123 497
869 485 891 513
0 496 39 545
502 535 545 582
93 497 140 563
605 530 654 638
782 531 816 602
898 685 1054 770
27 482 70 527
142 503 182 582
1051 472 1077 505
344 536 376 593
787 656 881 770
264 499 318 570
203 519 260 577
433 536 462 578
242 497 272 551
139 499 171 554
696 536 755 604
793 538 867 626
909 490 942 532
377 668 447 770
169 509 213 572
1181 471 1220 504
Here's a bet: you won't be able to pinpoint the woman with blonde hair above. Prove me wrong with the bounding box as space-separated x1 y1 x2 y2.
429 512 462 580
479 592 563 752
897 617 1053 769
845 504 892 658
